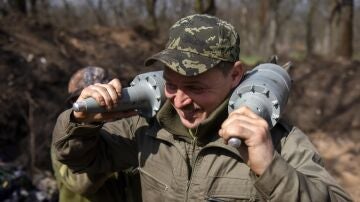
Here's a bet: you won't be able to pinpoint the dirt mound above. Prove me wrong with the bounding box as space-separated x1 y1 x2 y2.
0 15 162 169
287 57 360 138
285 57 360 199
0 14 359 200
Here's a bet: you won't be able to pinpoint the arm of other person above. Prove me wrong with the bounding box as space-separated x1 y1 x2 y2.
51 145 115 196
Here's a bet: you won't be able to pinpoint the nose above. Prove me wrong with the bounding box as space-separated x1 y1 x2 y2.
173 89 191 108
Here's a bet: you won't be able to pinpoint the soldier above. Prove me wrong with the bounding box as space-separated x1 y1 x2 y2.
52 15 352 201
51 66 141 202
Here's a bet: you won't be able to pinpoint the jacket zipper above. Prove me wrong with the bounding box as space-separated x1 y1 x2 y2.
185 136 199 201
184 142 237 201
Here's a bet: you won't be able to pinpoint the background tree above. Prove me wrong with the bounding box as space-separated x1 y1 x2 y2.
85 0 106 26
29 0 37 15
1 0 358 59
194 0 216 15
257 0 270 56
329 0 354 59
10 0 27 14
145 0 158 33
306 0 319 57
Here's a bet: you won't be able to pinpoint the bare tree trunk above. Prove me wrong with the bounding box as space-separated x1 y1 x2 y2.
306 0 319 57
61 0 78 27
204 0 216 15
145 0 158 32
194 0 203 13
159 0 167 21
17 0 27 14
329 0 353 59
194 0 216 15
336 0 353 59
85 0 106 26
268 0 282 54
39 0 50 23
177 1 190 17
10 0 27 14
257 0 269 56
25 92 39 176
30 0 37 15
323 2 332 56
267 0 295 55
106 0 124 26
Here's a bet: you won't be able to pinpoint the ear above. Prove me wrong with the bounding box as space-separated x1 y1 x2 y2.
230 61 244 88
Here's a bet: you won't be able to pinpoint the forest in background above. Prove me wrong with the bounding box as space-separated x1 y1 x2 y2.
2 0 359 60
0 0 359 201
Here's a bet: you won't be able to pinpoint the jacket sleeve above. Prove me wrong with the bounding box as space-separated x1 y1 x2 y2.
52 109 140 175
51 146 115 195
253 127 353 201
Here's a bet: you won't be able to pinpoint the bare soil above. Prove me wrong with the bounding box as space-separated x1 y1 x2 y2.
0 15 359 200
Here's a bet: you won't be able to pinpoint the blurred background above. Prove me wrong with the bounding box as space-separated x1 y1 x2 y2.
0 0 359 201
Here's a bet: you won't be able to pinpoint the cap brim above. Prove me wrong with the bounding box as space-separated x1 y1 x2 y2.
145 49 221 76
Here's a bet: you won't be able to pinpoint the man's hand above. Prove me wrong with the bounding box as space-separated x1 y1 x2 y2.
73 78 137 123
219 106 274 175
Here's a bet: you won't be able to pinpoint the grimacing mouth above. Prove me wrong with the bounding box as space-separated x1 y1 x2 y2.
180 108 203 120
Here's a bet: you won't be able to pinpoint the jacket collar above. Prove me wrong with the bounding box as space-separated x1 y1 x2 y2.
151 98 244 159
156 98 229 142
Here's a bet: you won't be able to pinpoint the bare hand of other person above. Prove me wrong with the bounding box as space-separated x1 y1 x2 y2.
219 107 274 175
73 78 137 123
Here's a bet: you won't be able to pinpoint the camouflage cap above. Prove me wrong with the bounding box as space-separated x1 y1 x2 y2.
67 66 109 94
145 14 240 76
66 66 110 105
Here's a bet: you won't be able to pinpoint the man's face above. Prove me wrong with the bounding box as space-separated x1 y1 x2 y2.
163 64 241 129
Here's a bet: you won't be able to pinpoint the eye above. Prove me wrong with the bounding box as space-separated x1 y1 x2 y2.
186 85 204 94
165 83 177 92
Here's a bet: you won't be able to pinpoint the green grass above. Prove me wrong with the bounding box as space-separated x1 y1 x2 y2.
352 51 360 61
289 51 306 61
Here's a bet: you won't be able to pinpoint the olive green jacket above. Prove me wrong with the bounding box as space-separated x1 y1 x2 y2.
51 146 129 202
53 100 352 201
